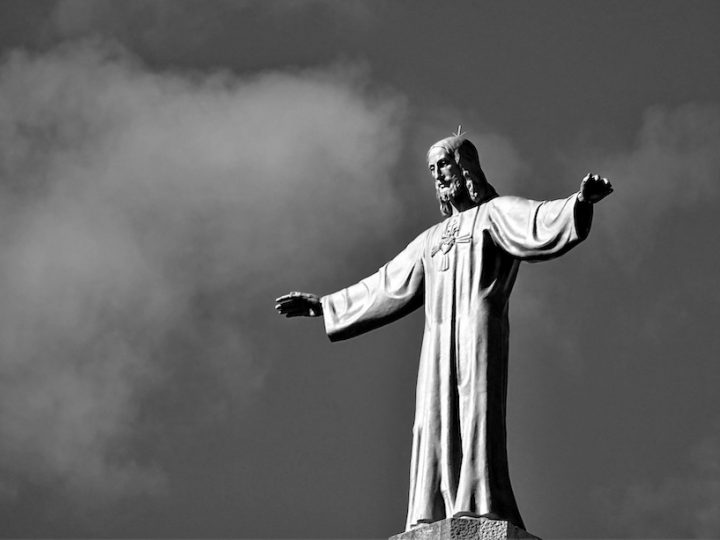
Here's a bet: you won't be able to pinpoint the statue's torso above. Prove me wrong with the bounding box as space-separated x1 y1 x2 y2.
421 204 521 326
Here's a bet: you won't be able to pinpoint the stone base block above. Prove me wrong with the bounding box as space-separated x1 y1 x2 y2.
389 517 540 540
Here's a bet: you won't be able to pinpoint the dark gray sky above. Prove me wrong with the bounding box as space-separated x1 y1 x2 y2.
0 1 718 538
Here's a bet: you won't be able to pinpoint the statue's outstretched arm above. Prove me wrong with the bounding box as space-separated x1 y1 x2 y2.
275 291 323 318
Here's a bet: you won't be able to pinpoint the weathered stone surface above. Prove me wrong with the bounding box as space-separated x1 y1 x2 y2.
389 517 541 540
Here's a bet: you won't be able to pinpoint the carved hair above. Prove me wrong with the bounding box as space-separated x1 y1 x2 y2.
430 137 497 217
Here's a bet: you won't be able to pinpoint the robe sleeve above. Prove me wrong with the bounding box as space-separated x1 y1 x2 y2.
321 232 426 342
486 193 593 261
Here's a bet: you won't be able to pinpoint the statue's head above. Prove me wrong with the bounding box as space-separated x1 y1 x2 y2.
427 135 497 217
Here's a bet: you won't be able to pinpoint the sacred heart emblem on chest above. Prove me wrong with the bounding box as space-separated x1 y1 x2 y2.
431 218 472 271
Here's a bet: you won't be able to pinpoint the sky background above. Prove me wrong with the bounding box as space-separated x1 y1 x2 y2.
0 1 718 538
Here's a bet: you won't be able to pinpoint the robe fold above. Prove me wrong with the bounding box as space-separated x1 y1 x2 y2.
321 193 593 531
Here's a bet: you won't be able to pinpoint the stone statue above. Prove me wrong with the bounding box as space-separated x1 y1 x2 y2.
275 134 612 532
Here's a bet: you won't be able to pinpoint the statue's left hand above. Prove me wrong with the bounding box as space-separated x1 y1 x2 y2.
275 291 323 318
578 173 613 204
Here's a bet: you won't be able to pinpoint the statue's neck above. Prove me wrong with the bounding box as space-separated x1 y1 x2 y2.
448 199 477 215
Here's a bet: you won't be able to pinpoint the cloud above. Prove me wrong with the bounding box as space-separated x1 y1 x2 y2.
574 103 720 266
0 40 405 502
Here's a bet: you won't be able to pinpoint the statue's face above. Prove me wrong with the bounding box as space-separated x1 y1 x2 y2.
428 146 466 204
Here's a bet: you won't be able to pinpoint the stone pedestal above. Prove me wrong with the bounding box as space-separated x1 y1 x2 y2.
389 517 540 540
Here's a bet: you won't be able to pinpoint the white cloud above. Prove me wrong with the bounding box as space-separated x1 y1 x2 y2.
0 40 405 502
578 103 720 267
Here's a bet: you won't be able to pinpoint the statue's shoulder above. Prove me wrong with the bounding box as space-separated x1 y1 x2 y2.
418 222 442 247
402 220 449 256
426 219 448 234
403 226 436 251
483 194 535 215
486 194 527 208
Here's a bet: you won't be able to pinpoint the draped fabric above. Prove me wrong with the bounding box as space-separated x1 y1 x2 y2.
321 193 592 531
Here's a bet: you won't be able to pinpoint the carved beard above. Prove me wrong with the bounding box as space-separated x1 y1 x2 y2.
436 174 468 205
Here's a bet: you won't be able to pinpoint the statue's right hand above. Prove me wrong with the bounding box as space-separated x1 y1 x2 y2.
275 291 323 318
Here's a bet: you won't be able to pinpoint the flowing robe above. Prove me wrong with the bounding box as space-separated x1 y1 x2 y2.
321 193 593 531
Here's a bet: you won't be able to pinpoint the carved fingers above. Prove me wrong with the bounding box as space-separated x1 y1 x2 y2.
579 173 614 204
274 291 323 317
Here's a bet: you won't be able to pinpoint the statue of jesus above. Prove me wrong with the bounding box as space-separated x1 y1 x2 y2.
275 134 613 532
